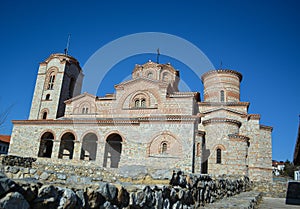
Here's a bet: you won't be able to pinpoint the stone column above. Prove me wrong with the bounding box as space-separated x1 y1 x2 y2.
73 141 81 161
96 141 105 166
52 140 60 159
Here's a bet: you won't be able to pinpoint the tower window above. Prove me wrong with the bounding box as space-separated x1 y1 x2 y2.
47 73 55 90
220 90 225 102
216 148 222 164
42 112 47 120
161 142 168 154
45 94 50 100
82 107 89 114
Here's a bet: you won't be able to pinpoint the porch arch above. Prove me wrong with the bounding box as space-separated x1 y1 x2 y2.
103 133 122 168
80 133 98 161
58 132 75 159
38 132 54 158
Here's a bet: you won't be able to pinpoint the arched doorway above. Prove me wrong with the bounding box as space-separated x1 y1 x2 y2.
103 133 122 168
58 132 75 159
80 133 97 161
38 132 54 158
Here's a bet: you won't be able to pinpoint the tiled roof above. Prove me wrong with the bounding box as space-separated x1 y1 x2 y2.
0 135 10 143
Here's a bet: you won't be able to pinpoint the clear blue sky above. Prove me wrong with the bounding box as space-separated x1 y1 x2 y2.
0 0 299 161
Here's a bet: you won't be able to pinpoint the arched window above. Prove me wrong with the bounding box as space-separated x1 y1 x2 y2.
162 72 169 81
220 90 225 102
216 148 222 164
82 107 89 114
141 99 146 107
45 94 50 100
134 98 146 108
161 142 168 154
135 100 140 108
196 142 201 156
42 112 47 119
147 72 153 79
47 73 55 90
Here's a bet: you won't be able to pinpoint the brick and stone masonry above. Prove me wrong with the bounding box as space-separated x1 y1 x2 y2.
9 53 273 182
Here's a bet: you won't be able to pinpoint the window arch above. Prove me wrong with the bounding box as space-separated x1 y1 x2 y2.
38 132 54 158
147 72 153 79
82 107 89 114
41 109 49 120
42 112 47 119
216 148 222 164
161 142 168 154
58 132 75 160
162 72 169 81
47 72 56 90
132 93 147 108
45 94 50 100
220 90 225 102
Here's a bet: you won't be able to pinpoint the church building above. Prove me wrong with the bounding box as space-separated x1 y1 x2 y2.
9 53 273 181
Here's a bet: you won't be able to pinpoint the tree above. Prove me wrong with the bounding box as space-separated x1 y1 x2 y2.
282 159 296 178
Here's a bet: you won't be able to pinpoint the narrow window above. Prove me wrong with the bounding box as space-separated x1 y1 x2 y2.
42 112 47 119
196 143 201 156
47 74 55 90
162 72 169 81
135 100 140 108
82 108 86 114
216 148 222 164
147 72 153 78
85 108 89 114
220 90 225 102
45 94 50 100
161 142 168 154
141 99 146 107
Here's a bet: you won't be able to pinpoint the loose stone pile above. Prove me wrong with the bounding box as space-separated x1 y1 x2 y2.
2 155 36 168
0 170 252 209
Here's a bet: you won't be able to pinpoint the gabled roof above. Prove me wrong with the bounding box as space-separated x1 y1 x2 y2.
200 107 246 116
115 77 168 89
65 92 96 104
0 135 10 143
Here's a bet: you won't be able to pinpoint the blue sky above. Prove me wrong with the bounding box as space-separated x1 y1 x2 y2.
0 0 299 161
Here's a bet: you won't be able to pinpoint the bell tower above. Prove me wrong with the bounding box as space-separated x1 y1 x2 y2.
29 53 84 120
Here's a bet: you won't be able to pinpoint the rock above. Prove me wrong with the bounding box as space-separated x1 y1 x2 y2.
97 182 118 203
39 172 50 181
0 192 29 209
57 173 67 180
117 186 129 208
75 190 86 208
32 185 59 209
86 187 105 208
0 172 16 197
58 188 77 209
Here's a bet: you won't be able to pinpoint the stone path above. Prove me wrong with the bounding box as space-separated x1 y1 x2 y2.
258 197 300 209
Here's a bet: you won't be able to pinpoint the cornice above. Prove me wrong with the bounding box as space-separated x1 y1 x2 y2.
201 69 243 82
259 125 273 132
202 117 242 127
12 115 199 126
228 134 249 142
199 102 249 107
